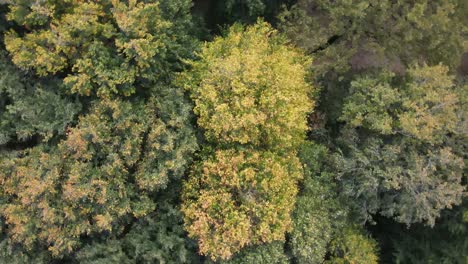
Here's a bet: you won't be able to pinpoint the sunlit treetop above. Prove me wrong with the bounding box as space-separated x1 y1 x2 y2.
341 64 461 144
0 92 197 256
182 148 302 261
4 0 197 98
180 21 314 151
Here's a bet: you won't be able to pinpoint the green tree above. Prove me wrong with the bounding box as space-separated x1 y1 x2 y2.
326 225 379 264
0 51 81 146
335 65 465 226
392 201 468 264
4 0 197 97
0 239 52 264
1 1 201 262
210 0 293 25
280 0 466 75
289 143 348 264
210 241 289 264
0 92 197 257
76 183 201 264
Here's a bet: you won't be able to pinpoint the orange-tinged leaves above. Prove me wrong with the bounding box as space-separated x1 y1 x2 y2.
182 149 302 260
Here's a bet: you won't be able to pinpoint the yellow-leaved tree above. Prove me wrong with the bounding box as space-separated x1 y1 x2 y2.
180 21 314 260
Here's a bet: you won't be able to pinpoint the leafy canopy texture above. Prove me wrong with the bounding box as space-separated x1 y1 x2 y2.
0 51 80 145
180 21 313 151
209 241 290 264
325 225 379 264
279 0 467 240
340 65 460 142
336 65 465 226
0 92 197 256
1 0 466 262
181 21 313 261
75 186 201 264
391 201 468 264
182 149 302 260
5 0 196 97
209 0 292 24
280 0 466 74
289 143 348 264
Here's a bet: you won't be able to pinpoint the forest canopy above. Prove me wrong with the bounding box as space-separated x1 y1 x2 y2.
0 0 466 263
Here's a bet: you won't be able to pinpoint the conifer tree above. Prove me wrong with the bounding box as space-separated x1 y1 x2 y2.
0 90 197 256
336 65 465 225
5 0 197 97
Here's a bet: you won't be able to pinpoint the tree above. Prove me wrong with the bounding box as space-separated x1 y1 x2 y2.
280 0 466 75
289 143 348 264
326 225 379 264
0 91 197 257
208 0 293 25
209 241 289 264
76 183 201 264
0 239 52 264
182 149 302 260
279 0 467 134
4 0 197 97
391 201 468 264
180 21 313 261
335 65 465 226
0 51 81 146
179 21 313 151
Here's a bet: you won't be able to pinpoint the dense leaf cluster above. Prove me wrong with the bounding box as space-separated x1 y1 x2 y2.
0 51 80 145
181 22 313 260
336 65 465 226
0 94 197 256
0 0 466 263
5 0 196 97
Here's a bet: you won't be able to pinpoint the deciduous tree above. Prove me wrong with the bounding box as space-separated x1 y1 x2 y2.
182 149 302 260
180 21 313 261
0 51 80 145
180 21 313 151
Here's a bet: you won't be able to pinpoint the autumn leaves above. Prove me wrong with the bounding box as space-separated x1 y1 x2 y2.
179 22 313 260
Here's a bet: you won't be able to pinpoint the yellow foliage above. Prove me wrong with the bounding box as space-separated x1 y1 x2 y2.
182 149 302 260
180 21 314 150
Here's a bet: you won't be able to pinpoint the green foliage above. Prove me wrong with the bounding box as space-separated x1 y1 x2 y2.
76 185 200 264
339 71 399 134
326 225 379 264
5 0 197 97
392 201 468 264
222 0 268 19
0 52 80 145
182 149 302 260
212 0 292 24
290 185 332 264
212 241 289 264
180 21 313 151
0 249 49 264
289 143 348 264
0 236 52 264
398 65 460 142
0 0 466 262
341 65 460 142
0 93 197 256
336 65 465 226
280 0 466 74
